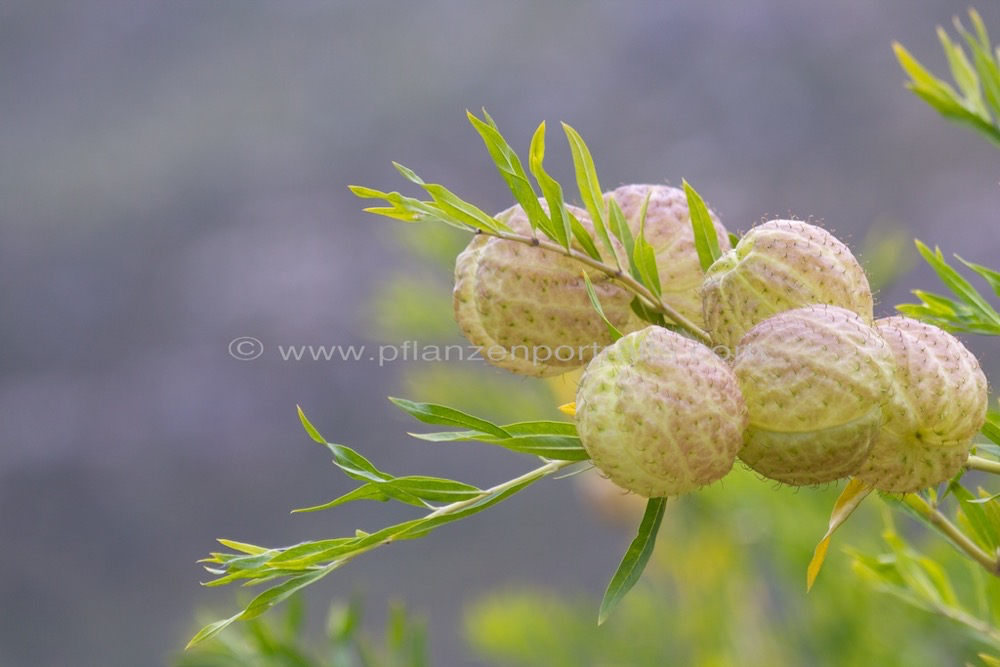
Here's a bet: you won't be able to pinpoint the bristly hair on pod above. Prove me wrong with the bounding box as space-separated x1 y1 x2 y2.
575 325 748 497
732 305 894 486
454 200 633 377
856 316 988 493
701 219 874 353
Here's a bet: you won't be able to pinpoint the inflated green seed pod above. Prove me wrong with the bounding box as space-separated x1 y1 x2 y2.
575 326 748 497
453 202 632 377
855 316 988 493
733 305 894 485
606 184 732 328
702 219 874 353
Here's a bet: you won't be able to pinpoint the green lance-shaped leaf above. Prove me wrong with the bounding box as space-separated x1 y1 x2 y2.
528 121 572 249
629 296 668 328
566 209 602 260
632 193 662 299
907 290 963 318
388 397 510 438
915 241 1000 327
293 484 391 513
293 476 483 514
951 482 1000 552
216 539 270 556
531 121 616 264
415 434 587 461
266 538 365 570
937 26 988 119
200 543 282 572
683 179 722 272
392 162 511 235
894 41 959 101
894 34 1000 147
981 412 1000 446
958 10 1000 121
299 405 482 507
807 478 874 591
503 420 577 436
349 186 448 225
608 198 642 281
467 110 555 238
957 255 1000 299
387 477 485 503
307 440 401 507
323 442 395 485
409 420 588 461
562 123 618 263
188 568 334 648
598 497 666 625
967 8 993 57
607 197 639 264
582 271 624 341
897 290 1000 336
350 183 506 233
910 86 1000 146
298 405 326 444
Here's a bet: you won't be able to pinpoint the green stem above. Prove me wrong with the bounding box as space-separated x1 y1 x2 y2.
425 458 574 519
904 494 999 576
967 455 1000 475
271 459 578 585
490 229 713 345
337 459 575 562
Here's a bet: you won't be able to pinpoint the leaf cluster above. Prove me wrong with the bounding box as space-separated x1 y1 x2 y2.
898 241 1000 335
895 9 1000 148
188 402 583 647
851 491 1000 663
350 110 722 337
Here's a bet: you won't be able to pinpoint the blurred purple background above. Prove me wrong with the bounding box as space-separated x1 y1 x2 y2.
1 1 998 664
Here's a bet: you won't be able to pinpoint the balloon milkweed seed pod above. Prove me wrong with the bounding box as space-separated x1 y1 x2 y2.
702 219 874 353
453 202 633 377
856 316 988 493
576 326 748 497
733 305 894 486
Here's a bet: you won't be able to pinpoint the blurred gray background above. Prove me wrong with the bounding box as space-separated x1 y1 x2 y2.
1 1 998 665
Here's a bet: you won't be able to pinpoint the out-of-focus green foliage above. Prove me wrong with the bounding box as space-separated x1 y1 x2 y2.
851 504 1000 667
177 596 427 667
895 9 1000 148
838 441 1000 663
367 223 468 342
465 467 976 667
